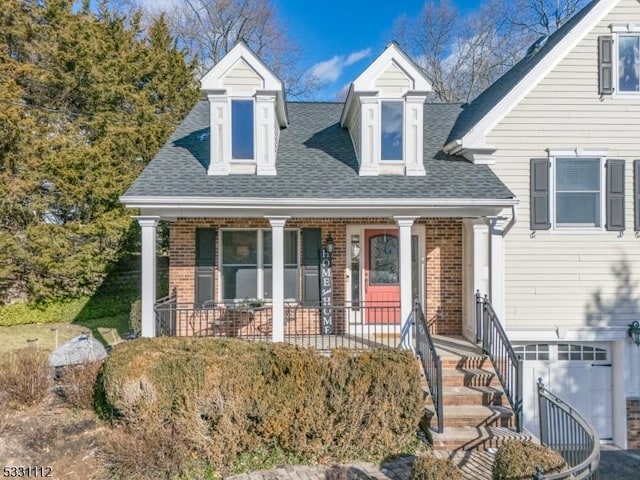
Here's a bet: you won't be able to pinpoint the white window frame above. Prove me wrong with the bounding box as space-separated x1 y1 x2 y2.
230 97 256 161
548 149 607 233
219 228 299 303
379 99 405 163
610 24 640 97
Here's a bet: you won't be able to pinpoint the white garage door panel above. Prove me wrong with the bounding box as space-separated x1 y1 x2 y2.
518 343 612 441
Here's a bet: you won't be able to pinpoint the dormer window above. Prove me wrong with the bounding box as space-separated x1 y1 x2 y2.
231 99 255 159
381 101 403 161
339 42 431 177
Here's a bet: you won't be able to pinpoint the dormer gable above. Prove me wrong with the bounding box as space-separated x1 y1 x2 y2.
201 42 288 176
340 42 432 176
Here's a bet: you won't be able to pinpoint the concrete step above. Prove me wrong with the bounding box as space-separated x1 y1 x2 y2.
425 405 515 429
441 368 499 387
440 355 489 369
439 385 504 406
430 426 536 452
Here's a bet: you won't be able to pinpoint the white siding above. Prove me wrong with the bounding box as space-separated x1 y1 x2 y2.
347 100 361 162
375 62 411 96
487 0 640 330
222 59 263 92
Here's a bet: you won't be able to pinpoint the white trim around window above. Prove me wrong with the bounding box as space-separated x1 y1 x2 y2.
609 25 640 97
548 149 608 233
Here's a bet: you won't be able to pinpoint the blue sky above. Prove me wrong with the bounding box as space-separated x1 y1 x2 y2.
140 0 480 100
274 0 479 99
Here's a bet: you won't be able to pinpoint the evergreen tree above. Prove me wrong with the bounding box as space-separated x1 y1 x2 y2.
0 0 198 302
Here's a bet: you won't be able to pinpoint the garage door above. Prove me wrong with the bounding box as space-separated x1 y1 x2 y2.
514 343 612 441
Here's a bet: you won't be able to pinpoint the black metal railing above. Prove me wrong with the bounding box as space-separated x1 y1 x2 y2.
535 379 600 480
476 291 523 432
155 300 273 340
283 301 402 350
414 300 444 433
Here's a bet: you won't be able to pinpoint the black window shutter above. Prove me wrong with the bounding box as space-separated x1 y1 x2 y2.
635 160 640 231
195 228 216 305
599 36 614 95
530 158 551 230
606 160 625 231
301 228 321 306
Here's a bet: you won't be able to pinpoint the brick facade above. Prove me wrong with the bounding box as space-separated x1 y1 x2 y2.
168 217 463 335
628 398 640 449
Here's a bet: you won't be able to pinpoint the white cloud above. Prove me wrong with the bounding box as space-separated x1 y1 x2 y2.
344 48 372 66
308 56 344 83
308 48 373 84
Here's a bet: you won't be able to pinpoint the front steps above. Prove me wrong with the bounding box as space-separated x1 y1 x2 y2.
422 336 534 452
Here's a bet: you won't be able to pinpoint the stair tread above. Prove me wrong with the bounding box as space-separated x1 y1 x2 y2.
442 367 497 376
431 426 534 441
440 385 504 395
427 404 514 416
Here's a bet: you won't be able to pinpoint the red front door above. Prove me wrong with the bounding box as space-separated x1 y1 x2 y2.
364 229 400 324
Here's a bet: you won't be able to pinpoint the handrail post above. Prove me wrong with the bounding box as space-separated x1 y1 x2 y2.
475 290 482 343
516 356 524 432
482 294 490 354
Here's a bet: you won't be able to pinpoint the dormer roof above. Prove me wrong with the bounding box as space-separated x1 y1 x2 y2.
200 41 288 127
340 42 432 126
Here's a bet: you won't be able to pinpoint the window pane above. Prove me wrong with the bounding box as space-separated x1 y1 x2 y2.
381 102 403 160
556 159 600 190
223 266 257 300
222 231 258 264
369 234 399 284
263 231 298 266
263 267 298 299
619 36 640 92
232 100 254 159
556 192 600 225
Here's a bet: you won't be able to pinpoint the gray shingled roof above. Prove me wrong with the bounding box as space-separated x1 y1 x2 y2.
446 0 600 145
124 101 513 200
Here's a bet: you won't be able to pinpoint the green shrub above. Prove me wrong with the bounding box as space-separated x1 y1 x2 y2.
493 440 567 480
100 338 422 477
129 299 142 334
411 454 464 480
0 347 52 407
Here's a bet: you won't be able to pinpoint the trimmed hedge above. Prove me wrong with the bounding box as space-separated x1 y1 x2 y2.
493 440 567 480
411 454 463 480
101 338 423 477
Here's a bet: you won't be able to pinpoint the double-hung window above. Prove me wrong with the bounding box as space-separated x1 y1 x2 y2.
554 157 603 228
221 229 299 302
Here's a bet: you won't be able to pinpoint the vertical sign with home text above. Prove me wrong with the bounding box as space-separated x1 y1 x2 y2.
321 249 332 334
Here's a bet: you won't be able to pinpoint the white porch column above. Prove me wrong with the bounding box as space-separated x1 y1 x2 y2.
489 219 506 323
395 216 417 329
266 216 289 342
137 216 160 338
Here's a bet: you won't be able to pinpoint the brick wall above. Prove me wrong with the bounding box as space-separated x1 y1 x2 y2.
628 398 640 449
168 217 463 335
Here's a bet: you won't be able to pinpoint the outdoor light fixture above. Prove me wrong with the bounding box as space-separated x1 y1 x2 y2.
325 234 334 255
629 321 640 347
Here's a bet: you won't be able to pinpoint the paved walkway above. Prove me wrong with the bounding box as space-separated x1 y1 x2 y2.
227 447 640 480
226 451 494 480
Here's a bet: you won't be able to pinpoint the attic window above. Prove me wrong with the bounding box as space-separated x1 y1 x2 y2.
618 35 640 92
381 101 403 161
231 99 254 159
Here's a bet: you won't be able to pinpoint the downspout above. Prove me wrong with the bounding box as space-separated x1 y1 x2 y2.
501 204 518 237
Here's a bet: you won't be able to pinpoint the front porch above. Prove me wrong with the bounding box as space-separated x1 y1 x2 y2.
140 216 481 341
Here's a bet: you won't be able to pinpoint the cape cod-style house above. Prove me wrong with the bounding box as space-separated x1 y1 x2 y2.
121 0 640 454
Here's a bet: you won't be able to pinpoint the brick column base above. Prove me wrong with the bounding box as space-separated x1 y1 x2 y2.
627 398 640 449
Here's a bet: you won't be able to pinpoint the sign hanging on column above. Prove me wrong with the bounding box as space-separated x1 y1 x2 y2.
321 249 332 334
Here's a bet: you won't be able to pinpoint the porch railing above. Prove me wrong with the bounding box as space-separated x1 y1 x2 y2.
154 300 405 350
283 301 402 350
413 300 444 433
476 291 524 432
535 379 600 480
